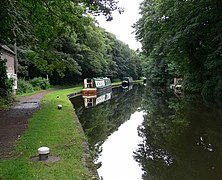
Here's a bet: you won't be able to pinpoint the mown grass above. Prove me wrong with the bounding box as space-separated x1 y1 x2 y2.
15 83 84 97
0 86 94 180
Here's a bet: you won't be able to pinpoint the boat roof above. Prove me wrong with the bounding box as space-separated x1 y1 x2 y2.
85 77 110 80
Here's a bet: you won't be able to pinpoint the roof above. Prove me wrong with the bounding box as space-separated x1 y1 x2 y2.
0 44 15 55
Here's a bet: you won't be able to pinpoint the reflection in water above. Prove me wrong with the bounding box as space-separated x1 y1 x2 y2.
97 111 144 180
70 85 222 180
122 84 133 91
71 84 145 164
82 90 112 108
134 87 222 180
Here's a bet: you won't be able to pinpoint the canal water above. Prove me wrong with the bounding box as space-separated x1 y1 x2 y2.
70 84 222 180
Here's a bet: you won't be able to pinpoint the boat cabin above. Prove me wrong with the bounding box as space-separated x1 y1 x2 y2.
82 77 112 96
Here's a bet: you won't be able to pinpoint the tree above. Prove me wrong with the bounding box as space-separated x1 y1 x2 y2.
1 0 142 86
0 0 123 44
134 0 222 94
105 32 142 80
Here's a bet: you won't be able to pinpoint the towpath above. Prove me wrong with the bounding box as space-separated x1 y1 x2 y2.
0 91 52 159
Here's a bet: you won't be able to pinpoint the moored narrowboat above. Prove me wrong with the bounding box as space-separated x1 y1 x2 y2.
143 77 147 84
82 77 112 95
122 77 133 86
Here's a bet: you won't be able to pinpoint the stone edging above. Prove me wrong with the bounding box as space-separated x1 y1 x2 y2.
70 95 100 180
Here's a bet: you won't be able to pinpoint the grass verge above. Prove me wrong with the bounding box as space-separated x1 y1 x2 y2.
15 89 50 97
0 86 95 180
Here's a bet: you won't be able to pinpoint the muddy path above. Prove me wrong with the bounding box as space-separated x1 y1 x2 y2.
0 91 52 159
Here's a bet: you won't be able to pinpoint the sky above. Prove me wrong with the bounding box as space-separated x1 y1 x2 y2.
96 0 143 50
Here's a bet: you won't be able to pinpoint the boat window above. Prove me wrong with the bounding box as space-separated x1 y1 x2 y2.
86 79 93 88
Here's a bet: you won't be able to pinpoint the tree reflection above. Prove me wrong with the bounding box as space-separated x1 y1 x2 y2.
72 84 145 162
134 87 222 179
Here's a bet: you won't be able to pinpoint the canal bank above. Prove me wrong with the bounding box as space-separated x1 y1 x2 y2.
0 87 99 179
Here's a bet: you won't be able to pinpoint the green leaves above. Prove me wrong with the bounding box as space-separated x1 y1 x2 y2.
1 0 142 86
0 60 13 97
135 0 222 94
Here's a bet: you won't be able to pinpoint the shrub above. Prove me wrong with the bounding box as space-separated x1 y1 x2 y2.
30 77 50 90
17 79 34 94
0 60 13 97
183 74 203 93
0 96 14 109
201 80 216 96
17 77 50 95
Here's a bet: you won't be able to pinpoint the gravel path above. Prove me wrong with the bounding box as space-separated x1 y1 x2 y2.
0 91 52 159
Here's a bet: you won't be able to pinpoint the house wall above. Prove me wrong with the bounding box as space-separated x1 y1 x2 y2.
0 50 15 74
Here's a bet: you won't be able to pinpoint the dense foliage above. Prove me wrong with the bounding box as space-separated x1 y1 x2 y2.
0 60 13 97
134 0 222 95
17 77 50 94
17 79 34 94
0 0 122 44
0 59 14 109
30 77 50 90
0 0 141 87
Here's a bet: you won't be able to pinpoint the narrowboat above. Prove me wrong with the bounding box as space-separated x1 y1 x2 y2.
122 77 133 86
170 77 183 94
143 77 147 84
82 77 112 95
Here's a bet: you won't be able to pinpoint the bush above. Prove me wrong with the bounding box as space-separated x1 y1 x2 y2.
201 78 222 97
17 79 34 94
0 96 14 109
183 74 203 93
0 60 13 97
17 77 50 95
201 80 216 96
30 77 50 90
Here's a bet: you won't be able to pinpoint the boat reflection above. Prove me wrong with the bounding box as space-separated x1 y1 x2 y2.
122 84 133 91
82 91 112 108
71 85 222 179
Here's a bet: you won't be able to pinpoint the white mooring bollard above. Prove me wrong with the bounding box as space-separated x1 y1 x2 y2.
38 147 50 161
58 105 62 110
